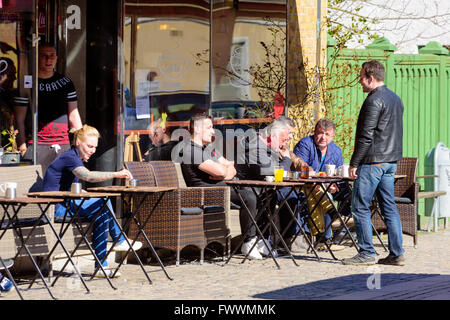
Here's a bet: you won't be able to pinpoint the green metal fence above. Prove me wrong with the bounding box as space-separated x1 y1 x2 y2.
326 37 450 219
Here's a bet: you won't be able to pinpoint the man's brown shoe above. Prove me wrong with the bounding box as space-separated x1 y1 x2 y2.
377 254 405 266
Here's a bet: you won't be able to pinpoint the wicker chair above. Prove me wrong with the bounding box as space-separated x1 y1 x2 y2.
371 157 419 247
150 161 230 256
125 161 229 265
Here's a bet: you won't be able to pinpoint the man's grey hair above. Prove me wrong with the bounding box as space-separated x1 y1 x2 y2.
262 119 290 137
274 115 295 128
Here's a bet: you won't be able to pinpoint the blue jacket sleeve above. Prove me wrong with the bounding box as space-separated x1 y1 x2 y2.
293 138 311 164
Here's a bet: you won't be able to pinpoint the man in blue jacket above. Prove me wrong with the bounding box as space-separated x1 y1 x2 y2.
293 119 343 173
293 119 351 249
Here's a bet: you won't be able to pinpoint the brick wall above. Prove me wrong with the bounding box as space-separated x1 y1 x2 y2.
288 0 327 119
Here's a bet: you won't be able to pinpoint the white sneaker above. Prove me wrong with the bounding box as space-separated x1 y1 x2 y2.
256 238 278 257
113 239 143 252
94 269 121 278
241 237 262 260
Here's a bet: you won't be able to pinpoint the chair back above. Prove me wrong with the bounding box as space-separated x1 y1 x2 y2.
395 157 418 199
174 162 188 188
148 161 180 188
125 162 156 186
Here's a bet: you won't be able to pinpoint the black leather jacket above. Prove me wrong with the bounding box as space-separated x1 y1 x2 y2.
350 85 403 167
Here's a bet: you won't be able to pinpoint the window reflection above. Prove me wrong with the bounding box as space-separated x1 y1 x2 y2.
122 0 287 161
0 1 34 155
211 0 287 122
124 0 210 132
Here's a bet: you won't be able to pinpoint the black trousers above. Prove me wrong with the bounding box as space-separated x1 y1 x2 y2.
229 187 259 242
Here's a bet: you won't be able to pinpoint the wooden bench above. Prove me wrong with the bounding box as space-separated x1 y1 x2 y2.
416 174 447 232
418 191 447 232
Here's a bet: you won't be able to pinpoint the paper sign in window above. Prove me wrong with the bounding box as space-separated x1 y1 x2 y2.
135 95 150 119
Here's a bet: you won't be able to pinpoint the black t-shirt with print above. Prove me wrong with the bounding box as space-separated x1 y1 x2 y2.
19 72 77 145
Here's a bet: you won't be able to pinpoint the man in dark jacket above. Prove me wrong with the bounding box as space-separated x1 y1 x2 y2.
342 60 405 266
144 114 179 161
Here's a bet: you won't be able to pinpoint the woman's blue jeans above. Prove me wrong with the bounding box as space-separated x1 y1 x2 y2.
351 163 404 257
55 198 125 267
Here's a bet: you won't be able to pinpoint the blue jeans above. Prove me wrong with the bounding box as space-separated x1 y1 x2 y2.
55 198 125 267
352 163 404 257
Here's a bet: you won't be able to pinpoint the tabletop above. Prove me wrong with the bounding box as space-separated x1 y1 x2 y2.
0 196 62 205
285 176 343 183
87 186 176 193
26 191 121 199
286 174 407 182
225 180 305 188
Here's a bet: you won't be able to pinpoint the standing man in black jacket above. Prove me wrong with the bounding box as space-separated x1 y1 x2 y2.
342 60 405 266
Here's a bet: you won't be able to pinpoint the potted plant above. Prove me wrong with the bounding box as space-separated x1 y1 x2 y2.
1 127 20 164
0 104 20 164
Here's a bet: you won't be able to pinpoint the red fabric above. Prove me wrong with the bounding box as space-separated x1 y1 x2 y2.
273 90 285 119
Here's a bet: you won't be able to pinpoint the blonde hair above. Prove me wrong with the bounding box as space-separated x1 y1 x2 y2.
70 124 100 145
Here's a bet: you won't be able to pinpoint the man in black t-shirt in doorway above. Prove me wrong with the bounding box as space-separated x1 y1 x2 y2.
14 42 83 174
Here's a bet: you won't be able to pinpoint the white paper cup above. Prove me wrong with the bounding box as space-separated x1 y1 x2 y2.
326 164 336 176
341 164 349 177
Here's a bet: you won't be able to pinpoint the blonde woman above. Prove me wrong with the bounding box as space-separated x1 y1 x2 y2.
43 125 142 277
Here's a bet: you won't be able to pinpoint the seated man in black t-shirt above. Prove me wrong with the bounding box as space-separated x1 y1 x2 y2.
179 113 263 260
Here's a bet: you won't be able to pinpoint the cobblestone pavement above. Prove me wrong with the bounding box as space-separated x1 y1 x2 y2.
1 229 450 301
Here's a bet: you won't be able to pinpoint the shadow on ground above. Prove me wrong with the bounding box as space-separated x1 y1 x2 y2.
253 273 444 300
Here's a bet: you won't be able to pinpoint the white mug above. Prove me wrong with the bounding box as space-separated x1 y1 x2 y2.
326 164 336 176
0 182 18 199
0 182 17 193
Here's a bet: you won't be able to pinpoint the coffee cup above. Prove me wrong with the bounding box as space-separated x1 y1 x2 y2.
129 179 138 187
5 188 16 199
71 182 82 194
326 164 336 176
0 182 17 199
341 164 350 177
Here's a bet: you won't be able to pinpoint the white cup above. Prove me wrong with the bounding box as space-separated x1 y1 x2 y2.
326 164 336 176
341 164 350 177
0 182 18 199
